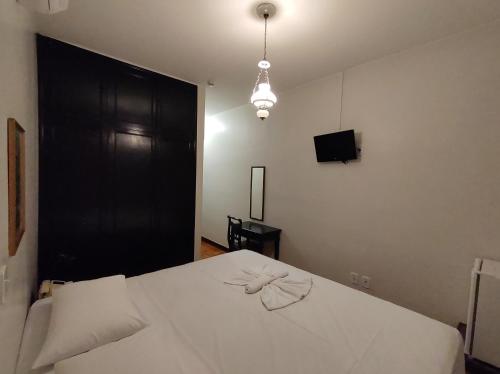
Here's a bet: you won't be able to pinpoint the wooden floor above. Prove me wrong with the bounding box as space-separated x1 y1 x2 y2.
200 238 275 259
200 238 226 259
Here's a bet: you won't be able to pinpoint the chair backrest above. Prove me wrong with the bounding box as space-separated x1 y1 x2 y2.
227 216 243 251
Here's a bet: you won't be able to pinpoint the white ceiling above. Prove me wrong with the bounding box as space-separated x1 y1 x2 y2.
36 0 500 115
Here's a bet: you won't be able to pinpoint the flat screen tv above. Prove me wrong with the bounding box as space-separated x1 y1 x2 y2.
314 129 357 163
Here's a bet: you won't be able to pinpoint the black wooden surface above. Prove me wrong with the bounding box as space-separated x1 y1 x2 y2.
240 221 281 260
37 35 197 282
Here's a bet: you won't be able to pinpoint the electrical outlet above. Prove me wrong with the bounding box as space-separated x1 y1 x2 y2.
361 275 371 289
350 272 359 285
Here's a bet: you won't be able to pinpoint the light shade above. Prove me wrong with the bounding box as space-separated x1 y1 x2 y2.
251 83 277 110
256 109 269 120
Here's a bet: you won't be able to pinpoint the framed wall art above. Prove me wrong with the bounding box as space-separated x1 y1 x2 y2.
7 118 26 256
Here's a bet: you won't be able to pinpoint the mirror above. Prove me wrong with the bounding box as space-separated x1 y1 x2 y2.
250 166 265 221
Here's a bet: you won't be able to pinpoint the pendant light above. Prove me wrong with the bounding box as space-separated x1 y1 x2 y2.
251 3 277 120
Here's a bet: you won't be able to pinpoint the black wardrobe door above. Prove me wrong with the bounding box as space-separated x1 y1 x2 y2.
103 66 157 277
39 123 104 281
38 37 105 281
156 79 197 266
156 139 196 267
111 131 154 276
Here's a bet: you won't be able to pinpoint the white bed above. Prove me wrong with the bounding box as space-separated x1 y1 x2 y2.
17 250 465 374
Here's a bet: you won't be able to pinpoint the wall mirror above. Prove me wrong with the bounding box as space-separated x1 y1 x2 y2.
250 166 265 221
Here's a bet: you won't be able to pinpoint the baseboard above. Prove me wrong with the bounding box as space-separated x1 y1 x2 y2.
202 237 228 252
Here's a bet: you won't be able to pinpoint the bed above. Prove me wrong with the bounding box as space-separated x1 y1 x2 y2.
16 250 465 374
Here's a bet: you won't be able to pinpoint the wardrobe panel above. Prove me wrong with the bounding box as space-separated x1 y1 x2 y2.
115 70 154 131
46 51 101 119
157 80 197 142
47 126 102 234
113 132 153 236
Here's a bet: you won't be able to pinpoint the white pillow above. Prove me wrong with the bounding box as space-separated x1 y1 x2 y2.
33 275 147 368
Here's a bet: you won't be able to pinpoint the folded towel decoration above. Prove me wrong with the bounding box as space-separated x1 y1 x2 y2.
245 270 289 294
225 265 313 310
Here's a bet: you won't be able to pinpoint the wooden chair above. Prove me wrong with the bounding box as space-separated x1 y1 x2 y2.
227 216 264 252
227 216 244 251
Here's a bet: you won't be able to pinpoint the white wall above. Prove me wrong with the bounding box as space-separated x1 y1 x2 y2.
202 20 500 326
0 1 39 373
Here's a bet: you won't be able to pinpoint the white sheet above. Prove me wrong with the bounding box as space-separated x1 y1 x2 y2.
54 250 465 374
16 298 54 374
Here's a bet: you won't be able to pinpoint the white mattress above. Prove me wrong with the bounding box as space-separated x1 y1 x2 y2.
18 250 465 374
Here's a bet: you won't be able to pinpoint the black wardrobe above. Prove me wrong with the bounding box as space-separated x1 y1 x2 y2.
37 35 197 282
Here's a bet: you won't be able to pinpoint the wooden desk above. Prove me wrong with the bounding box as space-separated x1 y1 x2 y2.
240 221 282 260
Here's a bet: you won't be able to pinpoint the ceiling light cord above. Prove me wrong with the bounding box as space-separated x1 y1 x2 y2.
339 71 344 131
263 14 268 60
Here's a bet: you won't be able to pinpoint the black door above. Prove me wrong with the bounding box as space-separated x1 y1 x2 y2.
37 35 197 281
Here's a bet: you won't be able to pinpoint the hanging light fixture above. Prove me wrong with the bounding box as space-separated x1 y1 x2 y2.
251 3 277 120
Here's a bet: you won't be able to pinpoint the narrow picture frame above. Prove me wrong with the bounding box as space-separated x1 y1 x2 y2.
7 118 26 256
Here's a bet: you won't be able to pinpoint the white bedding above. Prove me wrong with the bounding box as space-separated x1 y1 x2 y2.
18 250 465 374
16 298 54 374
